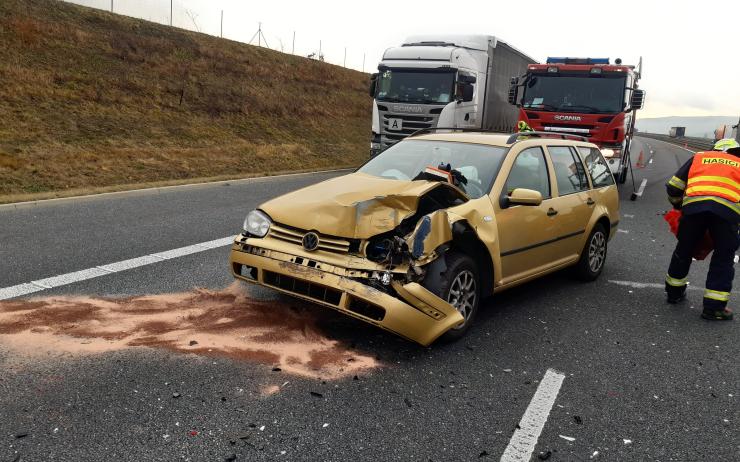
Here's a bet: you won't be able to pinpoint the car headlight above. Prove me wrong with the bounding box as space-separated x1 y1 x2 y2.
601 148 615 158
243 210 271 237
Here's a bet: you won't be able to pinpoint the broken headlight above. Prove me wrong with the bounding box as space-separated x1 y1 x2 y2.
365 237 393 263
243 210 271 237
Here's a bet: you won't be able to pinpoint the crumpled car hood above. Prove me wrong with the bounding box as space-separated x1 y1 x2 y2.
260 173 467 239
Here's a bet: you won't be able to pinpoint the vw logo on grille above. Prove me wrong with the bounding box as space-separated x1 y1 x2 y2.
302 232 320 251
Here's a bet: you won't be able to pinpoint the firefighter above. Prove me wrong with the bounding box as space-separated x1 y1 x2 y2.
665 138 740 320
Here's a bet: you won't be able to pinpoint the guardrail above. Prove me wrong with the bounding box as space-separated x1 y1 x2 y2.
636 133 715 151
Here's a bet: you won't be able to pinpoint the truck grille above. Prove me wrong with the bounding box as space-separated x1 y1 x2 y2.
269 223 352 254
383 114 435 138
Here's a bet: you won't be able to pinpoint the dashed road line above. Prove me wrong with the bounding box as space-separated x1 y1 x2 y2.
609 279 739 295
0 236 234 300
500 368 566 462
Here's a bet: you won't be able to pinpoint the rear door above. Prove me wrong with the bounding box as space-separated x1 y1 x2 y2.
546 145 595 258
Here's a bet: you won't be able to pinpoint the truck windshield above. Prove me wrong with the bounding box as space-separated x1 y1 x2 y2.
522 74 626 114
357 140 507 199
376 69 456 104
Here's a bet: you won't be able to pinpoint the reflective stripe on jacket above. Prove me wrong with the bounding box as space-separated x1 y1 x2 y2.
682 151 740 215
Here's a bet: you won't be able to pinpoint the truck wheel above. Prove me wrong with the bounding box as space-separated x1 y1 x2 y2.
618 166 628 184
422 251 480 341
575 224 608 281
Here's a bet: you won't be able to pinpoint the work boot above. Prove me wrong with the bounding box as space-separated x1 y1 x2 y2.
701 308 734 321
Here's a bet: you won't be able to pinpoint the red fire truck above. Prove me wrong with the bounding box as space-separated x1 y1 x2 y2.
508 57 645 183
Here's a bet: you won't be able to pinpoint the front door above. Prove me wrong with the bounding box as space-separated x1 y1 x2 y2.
495 146 561 283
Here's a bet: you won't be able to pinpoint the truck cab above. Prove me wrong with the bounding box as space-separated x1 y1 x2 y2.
369 35 534 157
509 57 646 183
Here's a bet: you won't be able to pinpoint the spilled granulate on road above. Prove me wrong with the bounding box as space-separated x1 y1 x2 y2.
0 283 377 380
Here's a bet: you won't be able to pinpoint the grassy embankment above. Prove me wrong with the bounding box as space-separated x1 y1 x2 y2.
0 0 370 203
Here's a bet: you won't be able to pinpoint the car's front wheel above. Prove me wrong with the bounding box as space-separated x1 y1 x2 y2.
422 251 480 341
575 223 608 281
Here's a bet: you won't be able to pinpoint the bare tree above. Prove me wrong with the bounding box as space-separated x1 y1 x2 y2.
185 9 200 32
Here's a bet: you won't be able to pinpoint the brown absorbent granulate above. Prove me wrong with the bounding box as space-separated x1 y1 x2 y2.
0 282 377 380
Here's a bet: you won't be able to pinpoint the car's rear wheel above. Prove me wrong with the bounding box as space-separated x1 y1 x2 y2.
422 251 480 341
575 223 608 281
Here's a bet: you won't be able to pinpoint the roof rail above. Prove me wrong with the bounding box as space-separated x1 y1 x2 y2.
506 131 589 143
407 127 589 144
408 127 504 138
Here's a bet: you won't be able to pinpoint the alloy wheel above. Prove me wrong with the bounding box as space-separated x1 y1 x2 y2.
588 231 606 273
448 270 477 329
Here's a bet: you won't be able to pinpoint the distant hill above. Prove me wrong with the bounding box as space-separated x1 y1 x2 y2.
0 0 370 200
636 116 738 138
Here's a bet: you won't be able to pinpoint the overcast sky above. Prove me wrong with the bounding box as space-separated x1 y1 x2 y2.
69 0 739 119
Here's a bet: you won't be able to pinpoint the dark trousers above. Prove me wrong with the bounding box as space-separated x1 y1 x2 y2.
666 212 739 310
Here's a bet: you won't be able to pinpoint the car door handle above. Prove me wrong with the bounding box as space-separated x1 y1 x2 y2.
586 198 595 206
547 208 558 216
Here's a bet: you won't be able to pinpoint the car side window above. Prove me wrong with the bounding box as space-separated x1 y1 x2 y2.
504 147 550 198
548 146 590 195
578 147 615 188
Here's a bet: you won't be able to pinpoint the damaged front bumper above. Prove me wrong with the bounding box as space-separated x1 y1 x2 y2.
228 236 464 346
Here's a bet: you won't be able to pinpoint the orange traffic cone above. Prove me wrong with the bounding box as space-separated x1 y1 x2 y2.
636 150 645 168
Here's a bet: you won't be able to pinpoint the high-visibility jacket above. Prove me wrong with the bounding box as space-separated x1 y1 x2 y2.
666 151 740 223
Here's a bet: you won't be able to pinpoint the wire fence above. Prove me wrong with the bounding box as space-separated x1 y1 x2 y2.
62 0 368 72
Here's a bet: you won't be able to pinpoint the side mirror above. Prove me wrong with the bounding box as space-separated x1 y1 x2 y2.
461 84 474 102
506 188 543 207
508 83 518 105
630 89 645 110
369 73 378 98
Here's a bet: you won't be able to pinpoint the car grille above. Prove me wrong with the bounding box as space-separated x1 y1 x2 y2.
269 223 352 254
263 270 342 306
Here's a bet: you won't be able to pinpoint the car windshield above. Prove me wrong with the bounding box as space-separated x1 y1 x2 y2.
357 140 507 199
522 74 626 113
376 69 456 104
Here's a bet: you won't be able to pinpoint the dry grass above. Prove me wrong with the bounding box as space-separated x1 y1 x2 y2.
0 0 371 200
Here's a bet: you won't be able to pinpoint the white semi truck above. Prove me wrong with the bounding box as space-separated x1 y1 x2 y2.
368 35 536 156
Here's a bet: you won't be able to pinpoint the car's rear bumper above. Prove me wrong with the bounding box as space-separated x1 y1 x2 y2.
228 238 463 346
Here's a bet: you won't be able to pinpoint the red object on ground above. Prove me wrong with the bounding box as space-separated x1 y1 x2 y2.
663 209 714 260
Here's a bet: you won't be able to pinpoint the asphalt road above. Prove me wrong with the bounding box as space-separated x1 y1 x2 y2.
1 138 739 461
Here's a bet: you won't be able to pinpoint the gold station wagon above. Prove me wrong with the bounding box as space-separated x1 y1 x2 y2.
229 130 620 345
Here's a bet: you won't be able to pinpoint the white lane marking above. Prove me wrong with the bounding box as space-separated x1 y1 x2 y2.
0 236 234 300
500 369 566 462
634 178 648 197
608 279 739 295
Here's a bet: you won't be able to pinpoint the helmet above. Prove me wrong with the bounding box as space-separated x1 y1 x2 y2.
713 138 740 152
517 121 533 132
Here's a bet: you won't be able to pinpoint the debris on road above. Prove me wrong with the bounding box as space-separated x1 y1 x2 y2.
322 423 329 428
172 392 181 398
591 450 600 459
224 454 237 461
478 450 489 457
14 432 28 439
559 435 575 442
573 415 583 424
0 283 378 380
623 439 632 445
537 450 552 460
